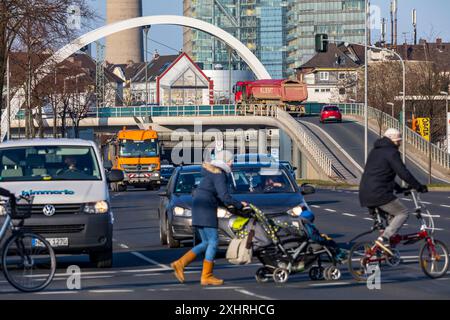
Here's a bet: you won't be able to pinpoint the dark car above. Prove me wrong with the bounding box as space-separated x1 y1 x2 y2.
320 105 342 123
160 164 175 185
158 163 315 248
233 153 277 164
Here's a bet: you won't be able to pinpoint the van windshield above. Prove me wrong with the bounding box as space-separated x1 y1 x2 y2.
0 146 101 182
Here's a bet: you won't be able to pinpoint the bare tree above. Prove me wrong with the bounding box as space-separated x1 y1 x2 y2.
1 0 96 137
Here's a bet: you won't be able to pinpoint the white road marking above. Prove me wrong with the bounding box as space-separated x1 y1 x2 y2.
89 289 134 293
420 201 432 205
311 205 321 208
364 218 373 221
133 273 164 277
119 243 129 249
81 275 114 280
401 198 412 202
35 291 78 295
440 204 450 208
131 251 171 270
309 282 351 287
342 213 356 217
325 209 336 212
234 289 273 300
205 286 243 290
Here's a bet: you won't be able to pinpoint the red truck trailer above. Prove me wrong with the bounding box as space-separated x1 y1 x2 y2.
233 79 308 116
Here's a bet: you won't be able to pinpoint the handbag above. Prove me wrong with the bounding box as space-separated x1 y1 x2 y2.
226 219 256 265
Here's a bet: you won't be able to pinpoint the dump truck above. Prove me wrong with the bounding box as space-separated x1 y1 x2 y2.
233 79 308 116
106 127 161 191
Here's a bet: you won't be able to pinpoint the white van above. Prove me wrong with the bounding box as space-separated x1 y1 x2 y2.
0 139 123 268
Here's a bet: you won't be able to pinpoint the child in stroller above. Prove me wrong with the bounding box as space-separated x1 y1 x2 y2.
231 204 344 284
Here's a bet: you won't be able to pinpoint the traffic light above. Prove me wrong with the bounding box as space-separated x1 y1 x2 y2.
315 34 328 53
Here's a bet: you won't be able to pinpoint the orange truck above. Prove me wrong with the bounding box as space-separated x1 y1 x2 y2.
106 127 161 191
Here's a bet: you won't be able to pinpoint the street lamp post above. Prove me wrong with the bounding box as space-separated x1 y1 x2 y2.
364 0 369 163
143 26 151 105
6 55 10 141
441 91 449 152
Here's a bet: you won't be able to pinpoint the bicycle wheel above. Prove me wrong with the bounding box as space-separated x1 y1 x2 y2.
348 241 381 282
2 232 56 292
419 239 449 279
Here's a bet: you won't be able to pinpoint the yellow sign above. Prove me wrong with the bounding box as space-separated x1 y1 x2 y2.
413 117 430 141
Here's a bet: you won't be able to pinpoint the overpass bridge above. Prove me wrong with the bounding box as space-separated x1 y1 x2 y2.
7 103 450 184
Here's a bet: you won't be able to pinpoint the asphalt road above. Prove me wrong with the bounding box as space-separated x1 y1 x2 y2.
1 188 450 300
299 116 447 184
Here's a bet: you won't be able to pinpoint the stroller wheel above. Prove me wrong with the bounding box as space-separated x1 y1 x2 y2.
255 267 271 283
309 267 324 281
324 266 341 281
273 268 289 284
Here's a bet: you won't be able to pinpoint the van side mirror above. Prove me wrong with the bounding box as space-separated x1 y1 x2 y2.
104 160 113 170
300 183 315 195
107 169 124 183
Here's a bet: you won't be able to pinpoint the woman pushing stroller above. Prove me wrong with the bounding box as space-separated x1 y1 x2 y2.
170 150 247 286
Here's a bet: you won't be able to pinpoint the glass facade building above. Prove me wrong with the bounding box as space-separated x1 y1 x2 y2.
183 0 287 79
286 0 366 75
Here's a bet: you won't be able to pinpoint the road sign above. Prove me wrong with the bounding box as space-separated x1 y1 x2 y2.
413 117 430 141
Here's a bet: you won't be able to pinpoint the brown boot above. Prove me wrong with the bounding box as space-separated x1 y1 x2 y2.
200 260 224 286
170 250 196 283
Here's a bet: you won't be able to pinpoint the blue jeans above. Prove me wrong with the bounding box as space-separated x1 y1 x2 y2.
192 227 218 262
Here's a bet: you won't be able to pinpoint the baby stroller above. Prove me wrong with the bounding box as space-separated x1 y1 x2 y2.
233 204 342 284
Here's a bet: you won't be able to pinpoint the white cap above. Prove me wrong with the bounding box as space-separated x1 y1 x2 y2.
384 128 402 142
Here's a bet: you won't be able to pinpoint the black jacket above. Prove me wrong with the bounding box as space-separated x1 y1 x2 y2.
359 137 421 208
192 163 243 228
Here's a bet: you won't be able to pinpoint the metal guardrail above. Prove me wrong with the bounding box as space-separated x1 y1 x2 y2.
338 103 450 169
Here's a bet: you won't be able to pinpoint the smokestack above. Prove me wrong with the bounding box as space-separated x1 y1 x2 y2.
367 1 371 45
105 0 143 64
390 1 394 45
412 9 417 45
393 0 398 46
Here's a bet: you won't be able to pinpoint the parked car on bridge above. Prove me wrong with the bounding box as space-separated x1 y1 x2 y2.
158 162 315 248
320 105 342 123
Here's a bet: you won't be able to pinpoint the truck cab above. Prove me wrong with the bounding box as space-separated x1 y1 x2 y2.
107 128 161 191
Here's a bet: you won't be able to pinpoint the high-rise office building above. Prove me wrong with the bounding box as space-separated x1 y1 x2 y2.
183 0 287 79
286 0 366 74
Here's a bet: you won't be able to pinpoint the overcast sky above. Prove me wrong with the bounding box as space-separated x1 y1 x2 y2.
87 0 450 55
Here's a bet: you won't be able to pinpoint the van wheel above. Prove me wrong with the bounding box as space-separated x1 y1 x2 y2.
166 219 180 248
90 247 113 268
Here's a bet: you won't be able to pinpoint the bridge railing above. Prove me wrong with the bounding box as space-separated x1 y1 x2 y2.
339 103 450 169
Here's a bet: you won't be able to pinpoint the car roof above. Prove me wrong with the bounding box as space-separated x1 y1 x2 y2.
0 138 97 148
177 165 203 173
176 163 286 172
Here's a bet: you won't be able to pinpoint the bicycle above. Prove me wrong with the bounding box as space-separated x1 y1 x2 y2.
0 193 56 292
348 188 449 281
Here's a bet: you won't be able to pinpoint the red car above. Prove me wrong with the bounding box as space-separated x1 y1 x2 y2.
320 105 342 123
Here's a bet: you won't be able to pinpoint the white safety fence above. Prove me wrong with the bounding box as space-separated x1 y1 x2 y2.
338 103 450 169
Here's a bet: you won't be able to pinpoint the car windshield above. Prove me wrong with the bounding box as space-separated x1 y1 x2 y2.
119 139 158 157
174 172 202 194
231 167 295 194
324 106 339 111
0 146 101 181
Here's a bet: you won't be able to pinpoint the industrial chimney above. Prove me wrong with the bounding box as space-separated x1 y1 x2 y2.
412 9 417 45
105 0 143 64
392 0 398 46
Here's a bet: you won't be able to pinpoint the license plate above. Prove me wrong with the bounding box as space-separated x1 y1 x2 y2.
33 237 69 247
328 116 336 119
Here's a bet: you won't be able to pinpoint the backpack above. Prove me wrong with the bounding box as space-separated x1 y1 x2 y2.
226 219 256 265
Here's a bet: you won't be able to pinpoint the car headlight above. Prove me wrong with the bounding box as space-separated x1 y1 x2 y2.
0 205 7 216
287 203 309 217
173 206 192 217
84 201 109 214
217 208 232 218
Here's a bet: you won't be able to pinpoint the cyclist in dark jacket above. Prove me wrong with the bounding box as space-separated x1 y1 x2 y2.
170 150 246 286
359 128 427 255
